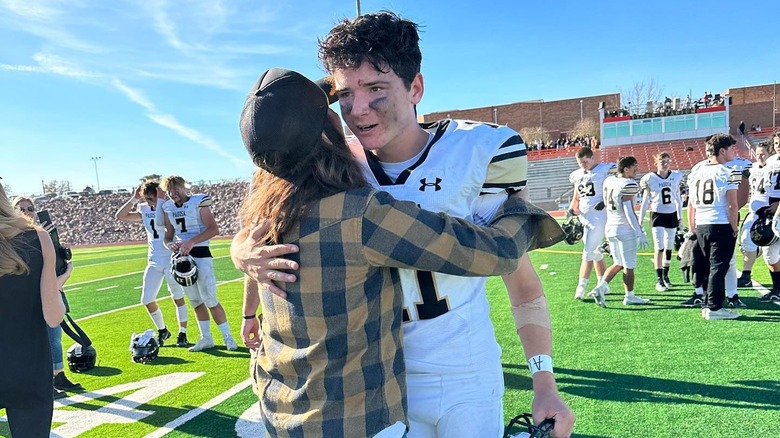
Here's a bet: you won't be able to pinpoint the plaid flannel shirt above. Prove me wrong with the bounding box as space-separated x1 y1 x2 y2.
254 187 563 437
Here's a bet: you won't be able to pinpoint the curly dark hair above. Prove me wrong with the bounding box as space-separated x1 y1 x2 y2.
318 10 422 89
617 156 637 174
705 133 736 157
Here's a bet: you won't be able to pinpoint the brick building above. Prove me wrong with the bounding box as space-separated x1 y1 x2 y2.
422 94 620 139
726 83 779 135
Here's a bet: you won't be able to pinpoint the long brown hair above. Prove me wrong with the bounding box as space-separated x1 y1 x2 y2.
239 117 368 243
0 185 35 276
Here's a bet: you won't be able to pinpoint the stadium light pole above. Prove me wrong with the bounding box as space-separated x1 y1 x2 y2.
580 100 584 122
91 156 101 190
356 0 361 16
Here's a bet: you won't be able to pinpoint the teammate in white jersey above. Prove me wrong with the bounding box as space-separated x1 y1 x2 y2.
686 134 741 319
115 181 189 347
568 147 615 300
736 143 771 288
589 157 651 307
758 133 780 303
160 176 237 352
638 152 683 292
231 12 575 438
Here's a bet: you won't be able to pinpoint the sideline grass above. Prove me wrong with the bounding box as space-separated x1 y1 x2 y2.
2 236 779 437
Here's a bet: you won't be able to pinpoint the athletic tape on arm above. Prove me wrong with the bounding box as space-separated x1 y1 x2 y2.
511 294 552 332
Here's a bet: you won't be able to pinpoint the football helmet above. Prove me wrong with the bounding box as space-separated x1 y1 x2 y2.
130 329 160 364
503 413 555 438
561 215 584 245
67 343 97 372
674 227 688 251
599 241 612 258
750 207 778 247
171 253 198 287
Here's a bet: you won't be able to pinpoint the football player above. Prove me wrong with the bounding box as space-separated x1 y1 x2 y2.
160 176 237 352
116 181 189 347
233 11 575 438
737 142 771 288
569 147 614 300
686 134 742 319
589 156 650 307
638 152 683 292
759 133 780 303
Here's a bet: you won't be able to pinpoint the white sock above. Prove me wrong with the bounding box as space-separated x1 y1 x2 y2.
218 322 232 340
149 309 166 330
625 290 635 297
578 278 588 288
726 290 737 298
176 304 188 323
179 326 187 334
197 320 212 338
596 275 603 283
694 287 704 295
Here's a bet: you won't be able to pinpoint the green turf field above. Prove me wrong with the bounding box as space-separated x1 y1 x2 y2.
2 234 779 437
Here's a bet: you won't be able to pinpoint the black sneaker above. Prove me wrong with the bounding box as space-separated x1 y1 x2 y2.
663 274 673 288
53 372 83 391
176 332 189 348
53 387 67 400
758 290 780 302
728 295 747 308
680 294 704 307
737 276 753 288
158 328 172 346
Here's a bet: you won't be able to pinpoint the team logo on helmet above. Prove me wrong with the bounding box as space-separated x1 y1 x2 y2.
130 329 160 364
171 253 198 287
561 215 584 245
750 207 778 247
67 343 97 372
503 413 555 438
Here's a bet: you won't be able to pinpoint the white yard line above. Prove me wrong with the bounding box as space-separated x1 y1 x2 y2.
96 285 118 291
75 277 243 322
142 379 253 438
65 255 230 287
751 280 771 296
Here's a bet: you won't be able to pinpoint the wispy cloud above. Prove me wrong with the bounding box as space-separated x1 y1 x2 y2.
2 52 249 169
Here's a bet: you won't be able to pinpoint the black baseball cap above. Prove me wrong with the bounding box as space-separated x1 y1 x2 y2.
240 68 329 166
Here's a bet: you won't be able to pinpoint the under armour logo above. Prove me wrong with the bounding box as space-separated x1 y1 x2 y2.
419 177 442 191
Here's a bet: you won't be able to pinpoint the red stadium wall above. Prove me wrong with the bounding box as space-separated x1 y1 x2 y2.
727 84 779 135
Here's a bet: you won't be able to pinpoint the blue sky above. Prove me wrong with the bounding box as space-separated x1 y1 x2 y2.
2 0 778 195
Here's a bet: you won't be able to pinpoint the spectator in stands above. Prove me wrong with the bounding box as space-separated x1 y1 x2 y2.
739 121 746 137
751 124 757 132
0 184 67 437
11 196 80 398
589 156 651 307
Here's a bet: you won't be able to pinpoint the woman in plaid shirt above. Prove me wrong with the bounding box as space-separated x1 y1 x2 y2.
235 68 564 438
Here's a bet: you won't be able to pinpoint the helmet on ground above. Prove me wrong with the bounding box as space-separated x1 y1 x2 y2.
171 253 198 287
561 215 584 245
130 329 160 364
67 343 97 372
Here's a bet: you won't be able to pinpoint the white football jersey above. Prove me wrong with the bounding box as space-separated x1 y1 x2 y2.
569 162 616 214
747 164 770 212
350 119 527 375
603 175 640 237
139 203 173 260
687 161 740 225
162 194 213 247
761 154 780 200
639 171 683 215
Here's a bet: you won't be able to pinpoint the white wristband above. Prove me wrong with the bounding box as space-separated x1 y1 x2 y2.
527 354 553 375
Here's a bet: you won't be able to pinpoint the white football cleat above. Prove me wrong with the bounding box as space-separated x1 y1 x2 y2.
574 285 586 300
225 336 238 351
623 294 650 305
188 336 215 352
588 284 608 308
